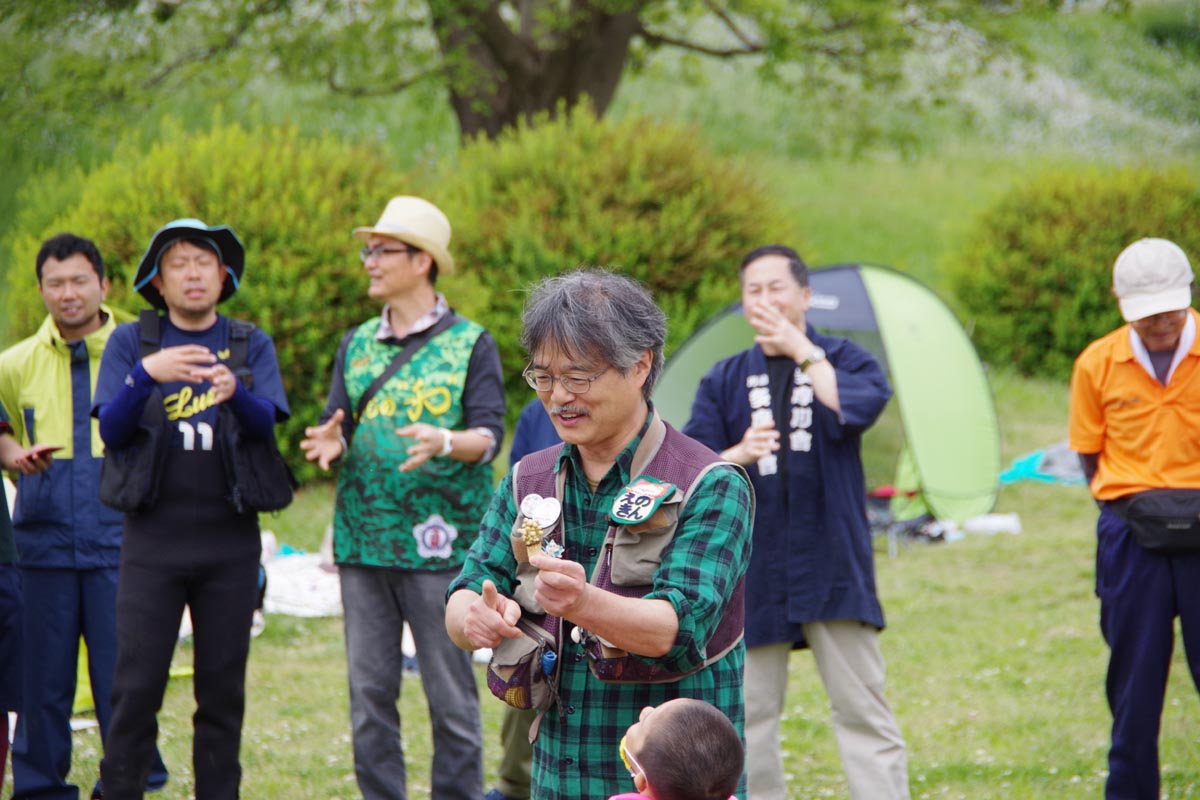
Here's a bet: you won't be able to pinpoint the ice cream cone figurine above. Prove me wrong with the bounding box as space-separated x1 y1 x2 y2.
519 518 546 560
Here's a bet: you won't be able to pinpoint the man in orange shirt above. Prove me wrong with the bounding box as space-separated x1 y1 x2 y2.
1069 237 1200 800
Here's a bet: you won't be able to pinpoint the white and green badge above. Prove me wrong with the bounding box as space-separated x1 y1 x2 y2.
609 476 676 525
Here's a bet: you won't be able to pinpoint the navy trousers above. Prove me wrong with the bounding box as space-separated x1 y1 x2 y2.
1096 505 1200 800
12 567 167 800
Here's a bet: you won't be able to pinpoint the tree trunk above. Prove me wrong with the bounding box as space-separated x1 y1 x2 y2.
429 1 641 139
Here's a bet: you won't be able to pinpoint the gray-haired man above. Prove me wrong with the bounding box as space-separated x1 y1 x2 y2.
446 269 753 800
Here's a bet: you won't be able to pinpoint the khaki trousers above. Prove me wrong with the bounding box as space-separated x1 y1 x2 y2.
745 621 910 800
495 706 536 799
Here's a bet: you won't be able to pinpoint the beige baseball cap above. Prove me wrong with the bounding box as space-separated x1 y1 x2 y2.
1112 237 1193 322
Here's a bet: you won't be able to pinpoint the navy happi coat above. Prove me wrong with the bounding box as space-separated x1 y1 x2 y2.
683 328 892 649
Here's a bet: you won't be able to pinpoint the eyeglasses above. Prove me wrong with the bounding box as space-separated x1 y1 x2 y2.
359 245 415 263
522 365 609 394
619 735 646 780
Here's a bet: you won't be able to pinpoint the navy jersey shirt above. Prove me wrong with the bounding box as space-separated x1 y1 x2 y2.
94 315 289 450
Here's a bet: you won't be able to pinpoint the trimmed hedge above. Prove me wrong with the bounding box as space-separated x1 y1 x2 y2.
950 167 1200 379
435 105 799 427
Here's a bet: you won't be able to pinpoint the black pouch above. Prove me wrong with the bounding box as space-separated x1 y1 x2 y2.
218 405 298 514
98 389 169 513
1110 489 1200 553
486 614 559 711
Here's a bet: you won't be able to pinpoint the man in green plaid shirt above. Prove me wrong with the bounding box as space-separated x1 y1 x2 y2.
447 269 753 800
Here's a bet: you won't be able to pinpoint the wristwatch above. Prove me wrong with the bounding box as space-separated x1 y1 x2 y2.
799 346 826 371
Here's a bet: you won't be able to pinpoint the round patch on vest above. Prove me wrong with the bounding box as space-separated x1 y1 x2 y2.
412 514 459 560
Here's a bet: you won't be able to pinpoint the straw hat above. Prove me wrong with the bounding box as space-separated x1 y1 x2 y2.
353 196 455 274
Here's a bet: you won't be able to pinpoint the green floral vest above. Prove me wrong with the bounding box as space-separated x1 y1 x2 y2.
333 317 494 569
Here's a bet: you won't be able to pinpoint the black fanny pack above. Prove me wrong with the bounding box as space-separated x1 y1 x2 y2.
1110 489 1200 553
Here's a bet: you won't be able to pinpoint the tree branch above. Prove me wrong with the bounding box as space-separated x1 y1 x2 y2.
140 1 270 89
702 0 759 51
325 67 441 97
636 22 762 57
471 1 540 79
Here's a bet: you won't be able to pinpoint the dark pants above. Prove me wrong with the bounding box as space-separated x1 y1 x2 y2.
100 554 258 800
1 564 20 799
12 567 167 800
1097 505 1200 800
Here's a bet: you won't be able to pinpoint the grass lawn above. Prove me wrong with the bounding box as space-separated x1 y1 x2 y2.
19 6 1199 796
57 370 1200 798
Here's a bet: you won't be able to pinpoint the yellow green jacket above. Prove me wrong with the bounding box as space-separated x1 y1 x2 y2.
0 306 130 567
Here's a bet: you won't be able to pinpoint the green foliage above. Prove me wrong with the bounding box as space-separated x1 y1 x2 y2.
1136 0 1200 61
950 167 1200 379
1 119 404 480
432 105 800 426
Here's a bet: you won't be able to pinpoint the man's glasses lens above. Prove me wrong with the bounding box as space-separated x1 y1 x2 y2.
522 368 606 394
360 245 412 262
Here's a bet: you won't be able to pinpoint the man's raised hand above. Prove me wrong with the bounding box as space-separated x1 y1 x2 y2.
300 408 346 470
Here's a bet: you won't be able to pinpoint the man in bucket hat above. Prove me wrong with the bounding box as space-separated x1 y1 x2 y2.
1070 238 1200 800
301 196 504 800
92 218 290 800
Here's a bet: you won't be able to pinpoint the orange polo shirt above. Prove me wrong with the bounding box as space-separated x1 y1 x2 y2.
1069 309 1200 500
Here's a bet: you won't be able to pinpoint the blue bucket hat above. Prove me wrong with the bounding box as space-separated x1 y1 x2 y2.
133 218 245 310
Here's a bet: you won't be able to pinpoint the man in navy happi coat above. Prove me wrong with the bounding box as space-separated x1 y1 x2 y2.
683 244 910 800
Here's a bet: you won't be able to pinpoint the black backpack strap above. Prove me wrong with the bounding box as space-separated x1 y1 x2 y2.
228 319 256 390
353 312 462 422
138 310 257 389
137 309 162 359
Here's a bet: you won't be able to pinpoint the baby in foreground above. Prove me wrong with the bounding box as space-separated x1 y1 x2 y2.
612 697 744 800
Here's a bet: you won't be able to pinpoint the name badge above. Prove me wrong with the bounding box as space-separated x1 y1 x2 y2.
610 477 676 525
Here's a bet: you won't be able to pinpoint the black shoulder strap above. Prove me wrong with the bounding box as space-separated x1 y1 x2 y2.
137 309 162 359
354 312 462 422
136 309 257 389
228 319 256 390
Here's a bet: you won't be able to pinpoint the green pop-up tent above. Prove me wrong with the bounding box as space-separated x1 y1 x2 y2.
653 263 1000 523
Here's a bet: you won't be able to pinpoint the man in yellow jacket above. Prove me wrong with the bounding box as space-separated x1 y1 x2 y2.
0 233 166 800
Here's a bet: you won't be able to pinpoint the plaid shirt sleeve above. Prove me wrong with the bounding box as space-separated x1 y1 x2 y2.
447 471 520 600
642 463 753 674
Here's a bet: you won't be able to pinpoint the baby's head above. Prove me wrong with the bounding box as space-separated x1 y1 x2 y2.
619 698 743 800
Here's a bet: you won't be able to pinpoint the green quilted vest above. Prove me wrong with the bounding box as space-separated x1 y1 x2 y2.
333 317 494 569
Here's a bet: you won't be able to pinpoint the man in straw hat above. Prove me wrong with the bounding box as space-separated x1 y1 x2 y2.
301 196 505 800
1070 237 1200 800
92 218 290 799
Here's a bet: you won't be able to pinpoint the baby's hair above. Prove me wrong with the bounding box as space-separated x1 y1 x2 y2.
638 700 743 800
